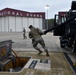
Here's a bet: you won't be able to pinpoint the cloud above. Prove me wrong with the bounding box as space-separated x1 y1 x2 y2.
0 0 73 18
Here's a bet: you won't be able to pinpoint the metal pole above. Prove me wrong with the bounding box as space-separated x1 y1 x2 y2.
47 8 48 30
45 5 49 30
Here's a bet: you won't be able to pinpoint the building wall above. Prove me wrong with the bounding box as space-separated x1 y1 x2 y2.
2 17 5 32
0 16 43 32
9 16 15 32
5 16 9 32
0 17 2 32
23 17 28 31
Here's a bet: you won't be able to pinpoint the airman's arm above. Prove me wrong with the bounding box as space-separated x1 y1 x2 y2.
29 33 33 38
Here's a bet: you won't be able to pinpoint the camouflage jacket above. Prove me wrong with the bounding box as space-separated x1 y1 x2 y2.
29 27 44 40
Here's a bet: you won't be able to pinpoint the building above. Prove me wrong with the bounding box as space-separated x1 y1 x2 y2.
58 12 67 24
0 8 45 32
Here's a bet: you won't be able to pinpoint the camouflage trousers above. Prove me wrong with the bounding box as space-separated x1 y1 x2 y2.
23 33 27 39
32 37 48 52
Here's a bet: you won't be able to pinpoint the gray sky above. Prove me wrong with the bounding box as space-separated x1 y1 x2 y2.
0 0 73 19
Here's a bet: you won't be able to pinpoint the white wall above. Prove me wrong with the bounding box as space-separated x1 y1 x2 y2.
34 18 40 28
2 17 5 32
0 16 43 32
39 18 42 30
0 17 2 32
15 17 22 32
22 17 28 31
5 16 9 32
9 16 15 32
28 18 34 31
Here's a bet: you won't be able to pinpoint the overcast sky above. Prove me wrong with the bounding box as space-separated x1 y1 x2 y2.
0 0 74 19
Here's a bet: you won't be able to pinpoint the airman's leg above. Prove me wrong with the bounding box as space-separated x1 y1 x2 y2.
40 39 49 56
33 41 42 55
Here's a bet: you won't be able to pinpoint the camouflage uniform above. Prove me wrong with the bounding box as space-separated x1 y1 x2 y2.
23 28 27 39
29 26 49 56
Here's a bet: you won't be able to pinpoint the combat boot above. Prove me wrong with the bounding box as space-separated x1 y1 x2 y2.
46 54 50 57
38 50 42 55
46 51 50 57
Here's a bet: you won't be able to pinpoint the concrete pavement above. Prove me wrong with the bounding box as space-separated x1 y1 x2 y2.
0 32 75 75
0 32 62 52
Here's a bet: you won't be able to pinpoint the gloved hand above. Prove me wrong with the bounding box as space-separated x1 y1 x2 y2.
43 31 47 35
32 39 34 44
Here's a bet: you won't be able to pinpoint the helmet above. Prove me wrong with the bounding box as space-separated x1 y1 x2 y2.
29 25 33 28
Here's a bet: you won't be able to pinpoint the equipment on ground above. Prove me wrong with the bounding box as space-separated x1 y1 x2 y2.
0 40 30 72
